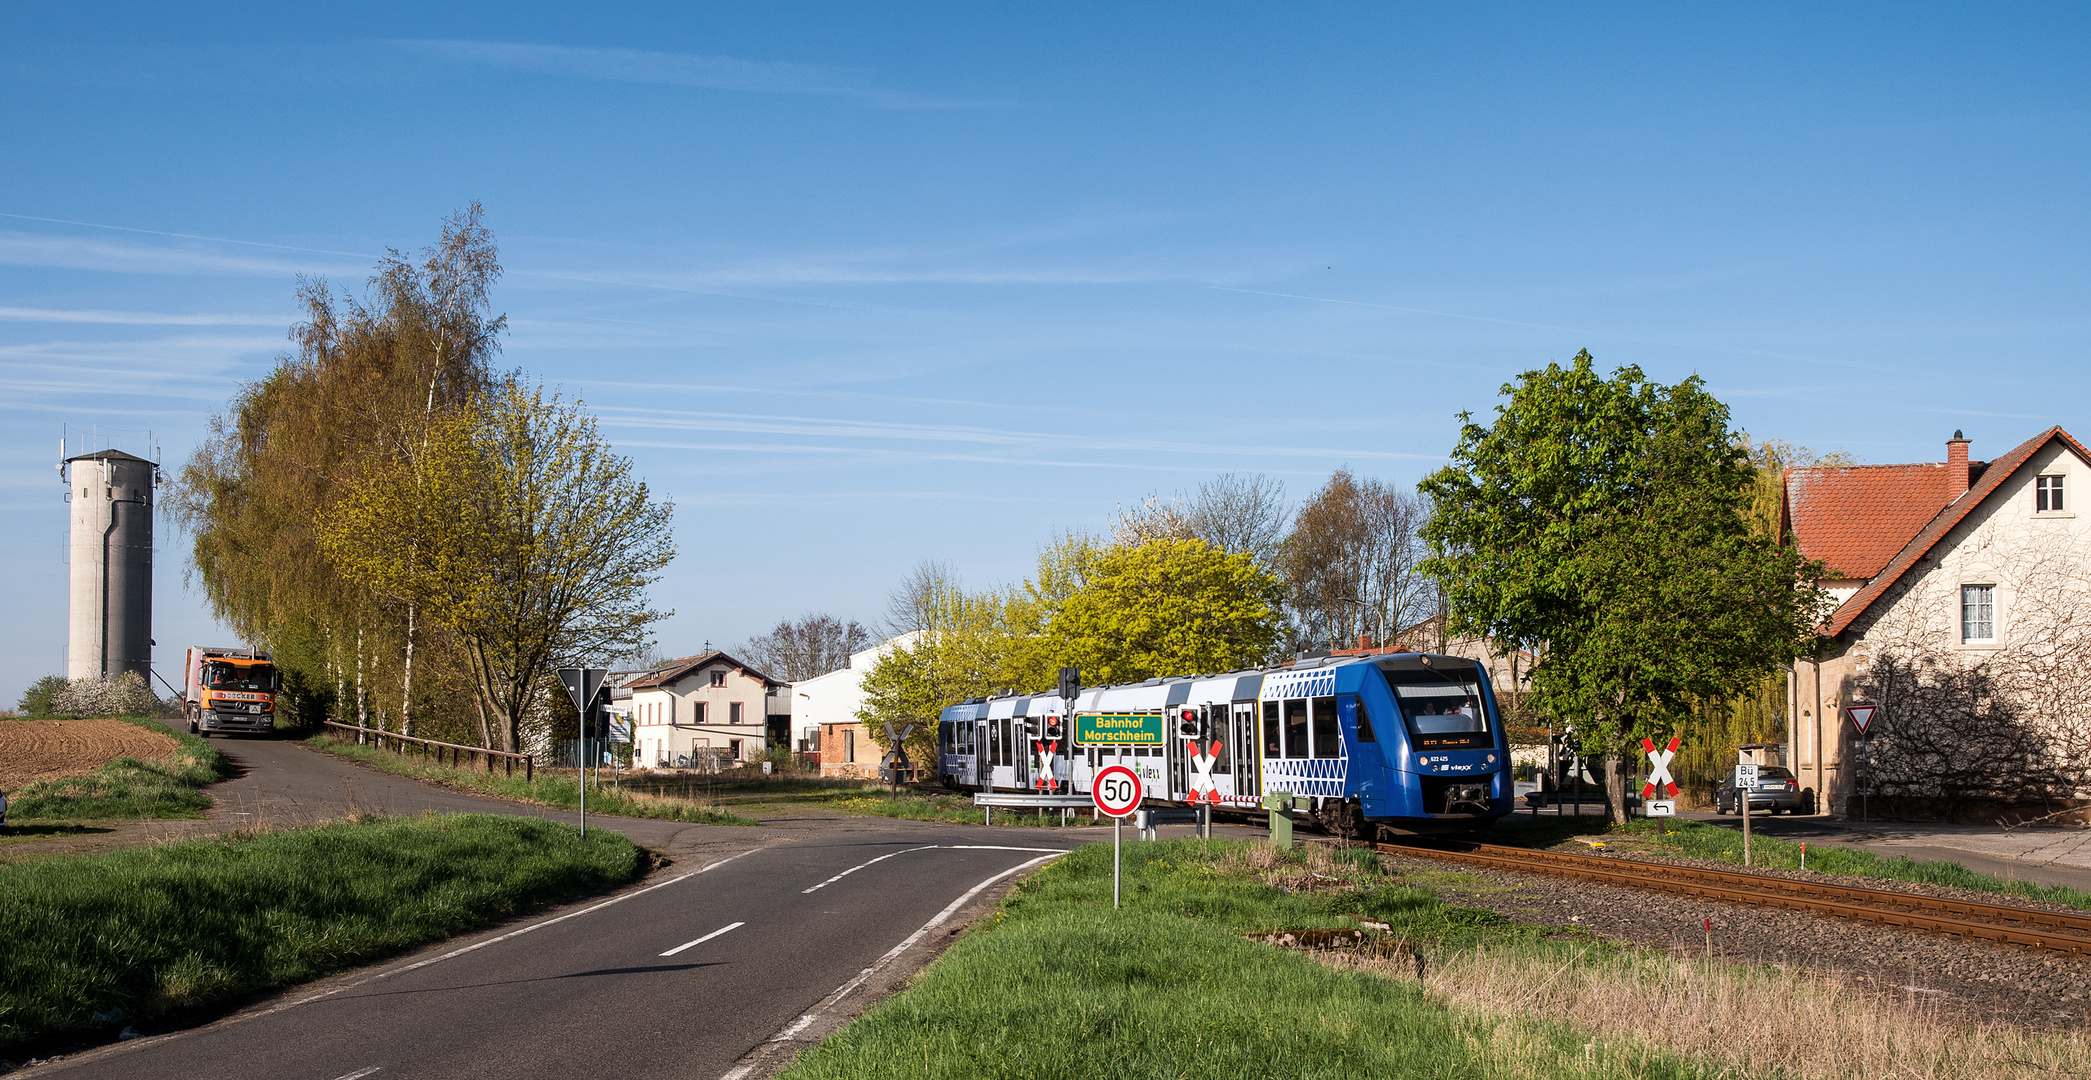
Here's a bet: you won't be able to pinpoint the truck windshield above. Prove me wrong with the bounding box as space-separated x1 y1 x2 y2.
205 663 275 691
1381 668 1492 750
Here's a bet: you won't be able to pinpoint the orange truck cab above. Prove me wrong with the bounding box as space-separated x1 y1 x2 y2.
185 646 280 737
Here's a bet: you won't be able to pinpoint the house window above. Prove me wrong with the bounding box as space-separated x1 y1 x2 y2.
1961 584 1996 643
729 739 743 760
730 702 744 724
693 701 706 723
710 670 727 687
2038 475 2066 512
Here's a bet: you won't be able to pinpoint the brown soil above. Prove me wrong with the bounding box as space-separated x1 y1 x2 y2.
0 719 179 788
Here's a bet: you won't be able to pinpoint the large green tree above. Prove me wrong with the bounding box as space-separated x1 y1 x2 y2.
171 204 502 736
857 535 1283 768
319 381 675 752
1418 352 1825 823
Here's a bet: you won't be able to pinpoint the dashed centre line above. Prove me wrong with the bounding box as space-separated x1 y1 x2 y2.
802 844 1070 894
661 921 746 957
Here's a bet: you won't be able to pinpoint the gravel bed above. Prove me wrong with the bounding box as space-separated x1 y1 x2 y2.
1387 852 2091 1030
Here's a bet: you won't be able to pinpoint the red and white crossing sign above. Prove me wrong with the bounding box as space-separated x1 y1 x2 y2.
1092 764 1142 818
1640 735 1681 799
1033 740 1059 791
1185 740 1223 804
1845 704 1877 734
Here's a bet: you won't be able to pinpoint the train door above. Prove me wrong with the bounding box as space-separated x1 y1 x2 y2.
1232 703 1260 798
1014 717 1032 789
1167 713 1189 799
973 719 989 788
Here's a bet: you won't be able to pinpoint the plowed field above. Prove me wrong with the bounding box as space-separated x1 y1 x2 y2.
0 719 180 788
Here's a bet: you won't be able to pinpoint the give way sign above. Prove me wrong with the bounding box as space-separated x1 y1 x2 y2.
1845 705 1878 734
1092 765 1142 818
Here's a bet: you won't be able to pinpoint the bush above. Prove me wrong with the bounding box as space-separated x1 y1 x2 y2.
16 675 69 717
49 673 167 717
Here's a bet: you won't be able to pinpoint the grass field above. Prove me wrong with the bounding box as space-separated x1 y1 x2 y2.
306 733 759 826
3 716 233 821
780 838 2091 1080
0 813 639 1056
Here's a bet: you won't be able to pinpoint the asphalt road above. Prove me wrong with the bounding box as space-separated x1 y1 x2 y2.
20 733 1076 1080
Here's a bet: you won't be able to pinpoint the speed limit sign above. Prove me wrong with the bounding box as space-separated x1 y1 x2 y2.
1092 764 1142 818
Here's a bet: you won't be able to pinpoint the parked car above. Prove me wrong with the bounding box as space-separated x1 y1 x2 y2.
1713 765 1806 814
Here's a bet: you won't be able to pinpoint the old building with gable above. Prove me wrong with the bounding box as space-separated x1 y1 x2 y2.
1786 427 2091 820
626 651 786 770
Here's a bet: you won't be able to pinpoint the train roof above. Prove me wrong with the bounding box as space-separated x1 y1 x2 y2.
939 651 1486 720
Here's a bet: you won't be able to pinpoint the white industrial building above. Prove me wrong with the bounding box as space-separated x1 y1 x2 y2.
792 633 920 778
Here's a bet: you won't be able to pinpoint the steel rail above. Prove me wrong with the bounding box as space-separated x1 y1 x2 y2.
1375 839 2091 955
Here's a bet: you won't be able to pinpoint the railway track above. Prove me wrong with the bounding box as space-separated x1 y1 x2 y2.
1375 838 2091 955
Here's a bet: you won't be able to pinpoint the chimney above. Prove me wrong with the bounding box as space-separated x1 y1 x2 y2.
1947 430 1972 498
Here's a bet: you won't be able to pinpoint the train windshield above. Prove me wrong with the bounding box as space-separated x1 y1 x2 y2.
205 662 275 692
1381 668 1492 750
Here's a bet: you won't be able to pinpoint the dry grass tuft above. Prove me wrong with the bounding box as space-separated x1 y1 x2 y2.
1322 942 2091 1080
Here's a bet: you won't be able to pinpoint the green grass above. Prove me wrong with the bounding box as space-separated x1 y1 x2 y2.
0 813 639 1055
4 716 233 820
780 839 1710 1080
307 733 759 826
1614 817 2091 912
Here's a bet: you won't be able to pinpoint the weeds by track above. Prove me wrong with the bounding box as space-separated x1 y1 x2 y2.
1376 838 2091 955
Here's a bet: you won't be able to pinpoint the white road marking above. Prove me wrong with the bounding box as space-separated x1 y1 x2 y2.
801 844 1069 894
201 845 772 1031
801 845 938 893
661 921 745 957
720 850 1067 1080
330 1068 382 1080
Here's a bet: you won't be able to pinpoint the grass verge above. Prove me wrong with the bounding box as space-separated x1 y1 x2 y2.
305 733 758 826
782 838 2091 1080
0 812 639 1057
4 716 232 820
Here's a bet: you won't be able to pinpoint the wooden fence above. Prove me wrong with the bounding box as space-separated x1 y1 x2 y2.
322 721 534 781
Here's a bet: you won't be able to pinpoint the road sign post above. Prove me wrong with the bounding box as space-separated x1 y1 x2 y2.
557 667 608 837
1735 759 1759 866
1845 705 1877 822
1641 735 1681 819
1091 764 1142 909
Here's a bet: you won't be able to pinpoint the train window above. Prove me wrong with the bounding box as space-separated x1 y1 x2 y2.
1311 696 1340 757
1353 701 1376 742
1283 699 1309 758
1262 700 1281 757
1206 709 1230 773
1383 667 1492 750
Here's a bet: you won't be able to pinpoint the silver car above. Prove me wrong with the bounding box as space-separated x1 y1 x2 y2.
1714 765 1806 814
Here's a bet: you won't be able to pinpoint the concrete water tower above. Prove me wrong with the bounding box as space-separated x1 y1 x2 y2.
63 447 156 682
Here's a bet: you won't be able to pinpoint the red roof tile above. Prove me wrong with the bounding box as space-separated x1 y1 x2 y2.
1824 426 2091 637
1782 463 1970 579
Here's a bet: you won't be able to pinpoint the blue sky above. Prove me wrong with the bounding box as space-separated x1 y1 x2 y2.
4 4 2088 703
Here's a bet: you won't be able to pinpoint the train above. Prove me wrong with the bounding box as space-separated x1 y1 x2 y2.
936 651 1513 837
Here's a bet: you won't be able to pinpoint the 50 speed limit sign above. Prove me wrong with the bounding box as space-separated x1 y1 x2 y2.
1091 764 1143 818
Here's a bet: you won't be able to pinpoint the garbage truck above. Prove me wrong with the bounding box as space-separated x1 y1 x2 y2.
185 646 279 737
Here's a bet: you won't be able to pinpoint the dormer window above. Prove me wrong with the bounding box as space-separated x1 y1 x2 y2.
2037 475 2065 512
710 670 727 687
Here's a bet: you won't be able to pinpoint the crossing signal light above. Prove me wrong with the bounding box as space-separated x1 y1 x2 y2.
1044 715 1064 741
1177 708 1201 740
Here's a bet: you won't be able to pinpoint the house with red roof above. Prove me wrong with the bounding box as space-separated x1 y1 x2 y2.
1786 427 2091 820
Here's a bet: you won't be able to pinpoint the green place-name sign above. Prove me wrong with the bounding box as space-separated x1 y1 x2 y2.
1076 712 1165 746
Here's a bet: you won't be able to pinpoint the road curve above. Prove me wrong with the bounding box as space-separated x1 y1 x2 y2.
17 733 1073 1080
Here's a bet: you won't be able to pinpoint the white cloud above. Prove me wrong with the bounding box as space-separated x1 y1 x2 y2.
0 306 290 326
0 231 358 278
392 40 997 110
